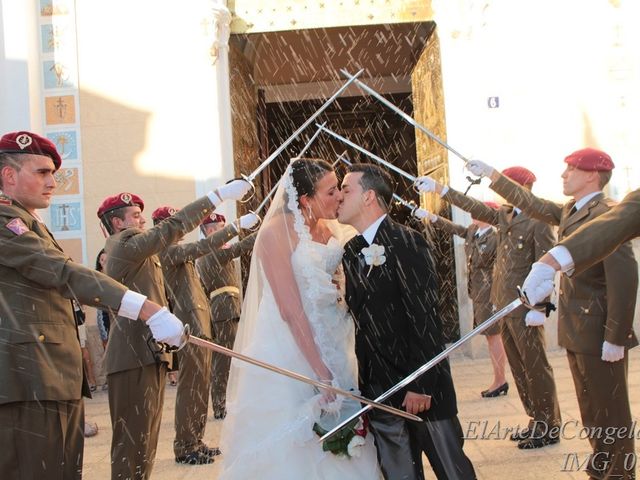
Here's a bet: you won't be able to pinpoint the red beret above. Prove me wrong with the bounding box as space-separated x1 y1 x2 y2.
151 206 178 222
502 166 537 186
564 148 614 171
97 192 145 218
0 131 62 170
484 201 500 210
201 213 226 225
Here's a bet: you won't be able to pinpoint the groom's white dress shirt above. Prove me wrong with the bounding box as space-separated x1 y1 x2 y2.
361 214 387 245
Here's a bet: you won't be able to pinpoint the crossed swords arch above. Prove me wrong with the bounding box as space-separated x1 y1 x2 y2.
182 70 538 441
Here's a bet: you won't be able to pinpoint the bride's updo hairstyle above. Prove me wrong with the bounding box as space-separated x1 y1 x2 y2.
286 157 333 208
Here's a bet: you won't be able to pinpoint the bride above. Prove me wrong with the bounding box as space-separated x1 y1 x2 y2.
220 158 381 479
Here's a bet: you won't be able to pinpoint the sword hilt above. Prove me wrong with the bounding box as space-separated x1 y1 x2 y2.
245 210 263 232
176 323 192 351
226 175 256 203
517 286 556 317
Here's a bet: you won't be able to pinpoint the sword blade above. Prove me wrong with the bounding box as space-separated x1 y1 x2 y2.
296 122 326 158
187 334 422 422
247 70 364 182
255 124 328 214
319 298 524 442
316 124 417 182
340 69 470 164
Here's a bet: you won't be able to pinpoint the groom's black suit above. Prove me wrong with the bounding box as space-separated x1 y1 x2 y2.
343 216 475 480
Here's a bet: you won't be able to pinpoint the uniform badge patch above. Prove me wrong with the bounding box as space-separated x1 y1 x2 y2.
6 218 29 235
16 133 33 150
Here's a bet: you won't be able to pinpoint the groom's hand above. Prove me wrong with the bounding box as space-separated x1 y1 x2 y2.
402 391 432 415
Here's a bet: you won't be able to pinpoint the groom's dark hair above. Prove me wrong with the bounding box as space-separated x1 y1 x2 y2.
348 163 394 211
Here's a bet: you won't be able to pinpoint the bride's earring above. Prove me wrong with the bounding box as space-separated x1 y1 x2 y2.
307 205 312 217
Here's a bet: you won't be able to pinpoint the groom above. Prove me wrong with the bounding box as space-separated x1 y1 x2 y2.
339 163 475 480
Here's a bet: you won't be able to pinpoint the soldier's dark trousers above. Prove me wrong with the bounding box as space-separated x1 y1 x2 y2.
567 351 636 480
0 399 83 480
108 363 166 480
173 341 212 457
211 318 239 414
501 313 561 431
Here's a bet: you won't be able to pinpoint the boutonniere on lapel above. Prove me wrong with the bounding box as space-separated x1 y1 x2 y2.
361 243 386 277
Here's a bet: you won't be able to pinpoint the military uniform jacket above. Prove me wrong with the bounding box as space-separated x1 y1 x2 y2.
0 196 127 404
160 224 239 337
443 188 555 315
560 188 640 274
104 196 215 375
491 175 638 354
197 232 256 323
432 217 497 310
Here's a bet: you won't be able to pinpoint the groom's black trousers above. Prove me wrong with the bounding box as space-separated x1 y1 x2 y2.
369 408 476 480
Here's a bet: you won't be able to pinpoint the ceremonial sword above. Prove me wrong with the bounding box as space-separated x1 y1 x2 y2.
181 331 422 422
339 69 483 193
316 123 418 184
246 123 329 230
235 70 364 201
319 296 527 442
339 69 471 165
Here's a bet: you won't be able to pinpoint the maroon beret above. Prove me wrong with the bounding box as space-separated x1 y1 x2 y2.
0 131 62 170
564 148 614 172
151 206 178 222
201 212 226 225
484 200 500 210
502 166 537 186
97 192 145 218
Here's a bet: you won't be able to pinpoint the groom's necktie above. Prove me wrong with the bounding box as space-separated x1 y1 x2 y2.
351 235 369 271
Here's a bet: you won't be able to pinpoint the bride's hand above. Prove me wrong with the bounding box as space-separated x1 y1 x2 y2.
317 368 336 404
319 380 336 403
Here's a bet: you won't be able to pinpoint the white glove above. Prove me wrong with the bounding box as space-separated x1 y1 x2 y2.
601 341 625 362
415 176 438 193
413 208 436 223
524 309 546 327
467 160 495 178
239 212 259 230
521 262 556 305
146 307 184 346
214 179 252 202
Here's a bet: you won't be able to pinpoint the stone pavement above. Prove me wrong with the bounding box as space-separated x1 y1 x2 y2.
82 348 640 479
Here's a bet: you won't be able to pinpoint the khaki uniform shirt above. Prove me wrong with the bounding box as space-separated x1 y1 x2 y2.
560 188 640 274
197 233 256 323
160 224 239 337
433 217 497 319
491 175 638 354
104 196 214 375
0 195 127 404
443 188 555 315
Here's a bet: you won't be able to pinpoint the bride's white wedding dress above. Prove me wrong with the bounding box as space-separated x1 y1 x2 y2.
220 225 381 479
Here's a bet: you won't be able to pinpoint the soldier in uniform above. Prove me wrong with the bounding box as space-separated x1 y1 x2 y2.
98 179 250 480
416 202 507 398
469 150 638 479
151 206 258 464
0 131 184 479
524 187 640 279
196 213 257 419
417 167 561 449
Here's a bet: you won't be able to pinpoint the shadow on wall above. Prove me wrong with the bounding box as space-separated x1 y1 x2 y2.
0 58 34 133
79 88 197 268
